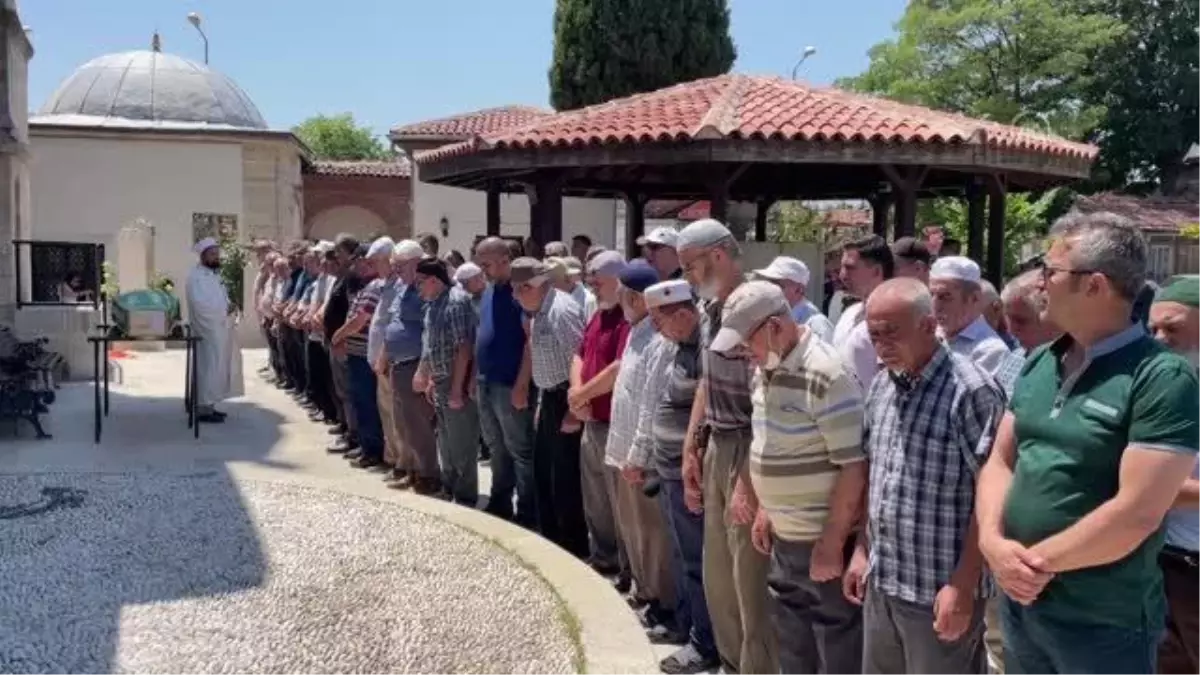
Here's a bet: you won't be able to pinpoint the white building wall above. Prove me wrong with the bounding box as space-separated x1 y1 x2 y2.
29 135 244 300
412 163 616 255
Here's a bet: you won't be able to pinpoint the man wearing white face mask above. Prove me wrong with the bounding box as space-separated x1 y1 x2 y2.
709 281 867 674
1149 275 1200 675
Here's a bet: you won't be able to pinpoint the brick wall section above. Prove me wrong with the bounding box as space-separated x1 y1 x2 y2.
303 173 412 241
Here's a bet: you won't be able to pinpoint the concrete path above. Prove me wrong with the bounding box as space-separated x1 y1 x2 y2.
0 348 659 673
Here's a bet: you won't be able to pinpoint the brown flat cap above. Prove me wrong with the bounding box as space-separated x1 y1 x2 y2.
510 256 548 284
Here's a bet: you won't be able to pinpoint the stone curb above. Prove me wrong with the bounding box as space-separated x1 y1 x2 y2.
225 464 660 675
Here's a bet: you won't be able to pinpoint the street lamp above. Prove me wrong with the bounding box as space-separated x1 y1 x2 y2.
791 46 817 80
187 12 209 64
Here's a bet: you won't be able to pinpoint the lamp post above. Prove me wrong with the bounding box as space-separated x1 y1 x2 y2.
791 46 817 80
187 12 209 64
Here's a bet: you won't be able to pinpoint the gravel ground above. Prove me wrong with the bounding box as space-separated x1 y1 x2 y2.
0 472 577 674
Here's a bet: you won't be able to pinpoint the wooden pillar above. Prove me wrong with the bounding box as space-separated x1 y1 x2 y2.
623 192 647 259
986 175 1007 286
708 175 730 223
882 165 926 240
754 197 776 242
965 179 985 264
485 183 501 237
532 178 563 246
869 193 891 239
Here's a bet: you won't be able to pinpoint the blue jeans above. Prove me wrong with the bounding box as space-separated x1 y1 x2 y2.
659 478 717 657
345 354 384 461
477 380 534 524
1000 596 1160 674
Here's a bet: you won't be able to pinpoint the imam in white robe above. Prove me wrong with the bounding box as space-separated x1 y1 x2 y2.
185 264 235 409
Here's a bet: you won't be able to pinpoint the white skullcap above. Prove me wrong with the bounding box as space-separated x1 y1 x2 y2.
644 279 694 309
676 218 732 251
193 237 219 255
588 250 626 277
752 256 811 286
930 256 982 284
310 240 335 254
562 256 584 274
393 239 424 261
367 236 395 258
453 262 483 282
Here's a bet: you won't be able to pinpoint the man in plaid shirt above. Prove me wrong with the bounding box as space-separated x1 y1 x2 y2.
845 278 1004 674
414 257 480 506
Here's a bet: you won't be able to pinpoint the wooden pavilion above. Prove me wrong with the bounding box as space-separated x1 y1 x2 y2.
414 74 1097 284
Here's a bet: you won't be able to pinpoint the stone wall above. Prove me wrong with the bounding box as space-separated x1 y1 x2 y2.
303 173 411 242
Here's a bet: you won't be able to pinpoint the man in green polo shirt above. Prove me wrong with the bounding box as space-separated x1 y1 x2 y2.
976 213 1199 674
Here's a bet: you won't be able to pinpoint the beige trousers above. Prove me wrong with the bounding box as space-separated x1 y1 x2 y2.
703 428 778 674
377 371 402 468
611 469 675 608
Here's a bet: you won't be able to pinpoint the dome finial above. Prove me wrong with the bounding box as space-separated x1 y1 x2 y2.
151 31 161 52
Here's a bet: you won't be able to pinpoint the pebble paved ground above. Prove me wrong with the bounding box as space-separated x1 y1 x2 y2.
0 348 584 673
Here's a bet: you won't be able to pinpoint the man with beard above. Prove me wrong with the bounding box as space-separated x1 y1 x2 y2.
1149 275 1200 675
185 238 235 423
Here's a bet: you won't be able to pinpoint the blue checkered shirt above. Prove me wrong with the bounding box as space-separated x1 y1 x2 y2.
529 287 586 389
864 346 1004 606
421 285 476 383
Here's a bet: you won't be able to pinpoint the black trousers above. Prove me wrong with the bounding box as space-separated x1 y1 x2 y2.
266 323 286 381
283 327 308 393
305 339 337 421
533 384 587 558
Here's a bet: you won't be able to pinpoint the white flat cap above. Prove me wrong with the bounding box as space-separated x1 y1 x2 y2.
310 240 335 254
453 262 482 282
930 256 982 284
193 237 219 255
676 218 733 251
562 256 584 274
367 236 396 258
588 250 627 277
644 279 694 309
392 239 424 261
637 226 680 248
753 256 811 286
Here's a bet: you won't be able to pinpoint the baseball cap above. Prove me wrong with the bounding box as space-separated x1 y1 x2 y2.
588 250 627 277
636 226 680 249
891 237 933 265
676 218 733 252
544 257 568 280
618 260 660 293
644 279 693 309
930 256 981 284
752 256 811 286
510 257 549 285
710 281 791 353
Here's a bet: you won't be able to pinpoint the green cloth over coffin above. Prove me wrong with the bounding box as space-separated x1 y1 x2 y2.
110 290 181 337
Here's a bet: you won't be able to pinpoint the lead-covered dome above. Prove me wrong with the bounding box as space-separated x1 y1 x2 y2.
37 50 268 130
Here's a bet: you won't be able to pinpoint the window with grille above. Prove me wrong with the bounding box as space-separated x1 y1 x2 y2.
15 241 103 305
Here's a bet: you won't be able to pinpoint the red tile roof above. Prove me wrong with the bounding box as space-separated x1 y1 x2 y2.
309 159 411 178
389 105 552 140
1072 192 1199 232
416 74 1097 165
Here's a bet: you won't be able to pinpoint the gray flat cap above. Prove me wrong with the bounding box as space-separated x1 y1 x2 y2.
510 256 549 284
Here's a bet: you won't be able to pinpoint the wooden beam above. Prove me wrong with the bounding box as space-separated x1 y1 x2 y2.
485 182 501 237
882 165 927 239
623 192 648 259
534 177 564 245
754 197 776 242
986 175 1007 286
965 178 985 264
868 192 891 239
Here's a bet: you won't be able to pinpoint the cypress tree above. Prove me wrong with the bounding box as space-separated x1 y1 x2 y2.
549 0 737 111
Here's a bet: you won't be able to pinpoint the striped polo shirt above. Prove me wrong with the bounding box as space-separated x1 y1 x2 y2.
700 294 754 431
749 330 865 542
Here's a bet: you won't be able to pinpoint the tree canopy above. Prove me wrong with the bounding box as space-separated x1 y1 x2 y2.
548 0 737 111
838 0 1122 141
292 113 390 161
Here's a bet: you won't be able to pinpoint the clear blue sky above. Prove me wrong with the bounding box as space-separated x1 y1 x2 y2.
22 0 905 137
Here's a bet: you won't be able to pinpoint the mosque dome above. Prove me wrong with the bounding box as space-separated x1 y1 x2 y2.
36 48 269 130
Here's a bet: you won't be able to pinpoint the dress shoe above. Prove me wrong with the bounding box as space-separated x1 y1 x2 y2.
612 573 632 595
351 456 383 469
326 439 353 454
328 424 346 436
345 449 364 461
646 624 688 645
660 644 720 675
387 474 414 491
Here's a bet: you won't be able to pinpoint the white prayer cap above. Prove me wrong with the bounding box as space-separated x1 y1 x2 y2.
453 262 483 282
930 256 982 284
367 236 395 258
193 237 219 255
588 250 626 277
753 256 811 286
644 279 694 309
676 218 733 251
636 226 680 249
392 239 424 261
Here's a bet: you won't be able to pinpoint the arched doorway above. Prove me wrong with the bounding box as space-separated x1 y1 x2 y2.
306 204 389 242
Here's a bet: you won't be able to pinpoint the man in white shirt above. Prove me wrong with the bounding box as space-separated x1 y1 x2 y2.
751 256 834 343
929 256 1013 381
831 236 894 393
